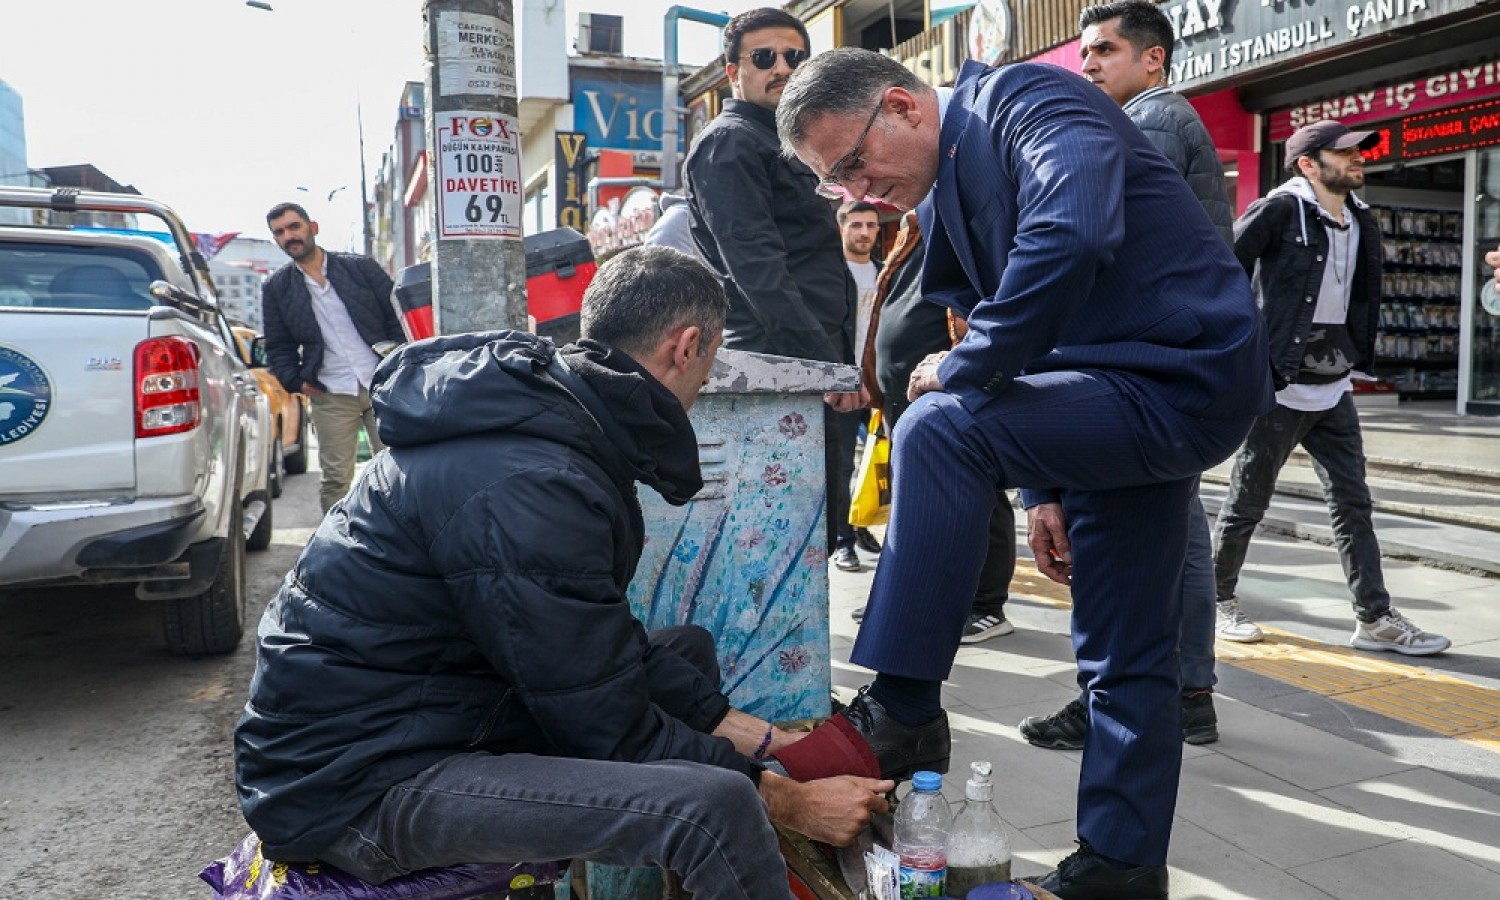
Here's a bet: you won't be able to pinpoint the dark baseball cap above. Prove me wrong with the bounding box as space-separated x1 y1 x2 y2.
1285 120 1379 171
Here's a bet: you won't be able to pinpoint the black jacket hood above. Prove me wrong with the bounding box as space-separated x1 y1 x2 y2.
371 330 703 504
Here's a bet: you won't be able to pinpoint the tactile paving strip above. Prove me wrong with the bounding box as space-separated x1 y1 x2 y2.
1010 566 1500 751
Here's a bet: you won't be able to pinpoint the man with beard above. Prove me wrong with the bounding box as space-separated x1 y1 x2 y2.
684 8 860 562
1214 120 1451 656
261 202 404 511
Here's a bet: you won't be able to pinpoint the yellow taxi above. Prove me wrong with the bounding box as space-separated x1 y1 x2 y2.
232 325 310 498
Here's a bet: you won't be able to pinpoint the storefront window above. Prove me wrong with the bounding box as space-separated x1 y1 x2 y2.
1471 148 1500 410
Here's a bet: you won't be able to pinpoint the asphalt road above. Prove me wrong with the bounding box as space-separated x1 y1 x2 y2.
0 465 323 898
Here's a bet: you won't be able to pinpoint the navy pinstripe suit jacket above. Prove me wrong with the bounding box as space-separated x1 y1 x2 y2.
923 62 1273 422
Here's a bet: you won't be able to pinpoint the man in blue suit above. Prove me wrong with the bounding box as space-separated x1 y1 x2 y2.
776 49 1273 898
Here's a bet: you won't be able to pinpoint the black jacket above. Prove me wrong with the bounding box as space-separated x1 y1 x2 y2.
1233 180 1381 385
234 331 754 860
684 98 855 363
260 251 405 394
1126 88 1234 246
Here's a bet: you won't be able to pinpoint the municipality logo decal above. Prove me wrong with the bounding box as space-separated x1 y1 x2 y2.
0 346 52 446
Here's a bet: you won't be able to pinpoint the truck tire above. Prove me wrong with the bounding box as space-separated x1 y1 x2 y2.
284 408 309 475
269 436 285 499
162 511 246 656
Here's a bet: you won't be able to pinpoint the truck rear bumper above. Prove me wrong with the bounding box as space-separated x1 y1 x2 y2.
0 496 206 586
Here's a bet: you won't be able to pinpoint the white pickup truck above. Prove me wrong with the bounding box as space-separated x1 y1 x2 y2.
0 187 274 655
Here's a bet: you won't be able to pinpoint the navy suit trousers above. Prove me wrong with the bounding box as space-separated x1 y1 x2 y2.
851 368 1253 865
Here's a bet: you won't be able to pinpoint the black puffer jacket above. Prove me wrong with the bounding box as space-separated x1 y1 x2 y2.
1126 88 1234 246
684 98 855 363
234 331 754 861
1233 178 1382 385
260 251 405 394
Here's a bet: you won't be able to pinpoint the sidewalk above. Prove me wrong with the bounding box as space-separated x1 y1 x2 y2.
827 436 1500 898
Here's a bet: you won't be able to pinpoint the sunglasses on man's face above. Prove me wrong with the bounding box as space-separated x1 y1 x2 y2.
743 47 809 70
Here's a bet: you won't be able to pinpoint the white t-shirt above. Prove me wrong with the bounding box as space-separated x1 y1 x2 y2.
847 259 879 363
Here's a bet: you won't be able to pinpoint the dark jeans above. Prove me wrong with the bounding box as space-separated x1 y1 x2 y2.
830 406 863 550
1211 393 1390 622
317 628 791 899
887 399 1012 618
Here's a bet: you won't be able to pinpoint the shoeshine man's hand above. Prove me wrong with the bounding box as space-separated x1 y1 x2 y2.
1028 502 1073 585
758 771 894 846
907 351 947 402
714 709 803 757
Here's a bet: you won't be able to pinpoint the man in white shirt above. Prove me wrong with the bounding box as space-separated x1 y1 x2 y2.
835 200 884 566
262 202 406 512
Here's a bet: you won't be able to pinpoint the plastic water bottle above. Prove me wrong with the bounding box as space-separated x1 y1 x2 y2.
893 770 952 898
947 761 1012 897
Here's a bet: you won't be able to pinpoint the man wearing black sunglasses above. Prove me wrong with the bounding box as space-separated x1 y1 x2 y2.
685 7 862 561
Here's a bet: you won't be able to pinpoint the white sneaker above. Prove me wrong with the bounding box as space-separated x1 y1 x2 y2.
1216 598 1264 643
1350 609 1451 656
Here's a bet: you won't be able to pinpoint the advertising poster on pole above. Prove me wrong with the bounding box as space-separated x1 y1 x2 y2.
435 111 523 239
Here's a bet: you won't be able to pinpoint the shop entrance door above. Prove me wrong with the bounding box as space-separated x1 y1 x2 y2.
1468 147 1500 415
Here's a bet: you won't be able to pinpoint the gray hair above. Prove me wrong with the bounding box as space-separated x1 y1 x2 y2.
776 47 930 157
579 245 728 359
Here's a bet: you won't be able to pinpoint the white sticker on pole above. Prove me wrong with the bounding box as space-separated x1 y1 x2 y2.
435 111 523 239
437 11 516 98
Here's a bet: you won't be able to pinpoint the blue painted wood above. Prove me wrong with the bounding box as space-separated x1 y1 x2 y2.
630 391 834 722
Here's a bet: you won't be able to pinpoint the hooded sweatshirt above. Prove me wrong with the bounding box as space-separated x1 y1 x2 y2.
234 330 756 861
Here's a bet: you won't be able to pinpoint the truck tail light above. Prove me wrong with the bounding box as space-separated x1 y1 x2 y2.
135 337 201 438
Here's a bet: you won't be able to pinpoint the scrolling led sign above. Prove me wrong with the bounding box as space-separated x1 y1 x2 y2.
1401 97 1500 158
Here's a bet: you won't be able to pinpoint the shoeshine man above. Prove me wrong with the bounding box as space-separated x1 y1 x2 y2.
775 49 1272 898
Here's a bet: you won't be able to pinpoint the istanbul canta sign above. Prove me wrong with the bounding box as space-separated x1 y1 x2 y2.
1166 0 1485 94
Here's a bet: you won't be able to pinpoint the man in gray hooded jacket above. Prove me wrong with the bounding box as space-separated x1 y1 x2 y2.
1215 120 1451 657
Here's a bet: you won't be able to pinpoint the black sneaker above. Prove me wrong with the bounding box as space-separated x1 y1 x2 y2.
1181 691 1218 745
1019 697 1087 751
832 546 863 572
1032 840 1168 899
854 527 883 554
960 612 1014 644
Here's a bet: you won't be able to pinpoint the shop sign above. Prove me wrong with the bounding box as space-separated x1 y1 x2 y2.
1270 58 1500 140
1169 0 1483 94
1311 95 1500 166
573 77 683 154
554 132 588 232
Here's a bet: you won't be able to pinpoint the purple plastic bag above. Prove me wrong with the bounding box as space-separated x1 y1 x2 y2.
200 832 567 899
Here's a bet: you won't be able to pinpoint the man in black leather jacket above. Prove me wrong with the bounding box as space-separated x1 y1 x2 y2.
685 7 861 561
234 247 890 897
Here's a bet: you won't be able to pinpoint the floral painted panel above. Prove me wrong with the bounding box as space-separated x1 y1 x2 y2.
628 393 833 723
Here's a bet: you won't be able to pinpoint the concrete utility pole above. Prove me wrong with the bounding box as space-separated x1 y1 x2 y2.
423 0 528 334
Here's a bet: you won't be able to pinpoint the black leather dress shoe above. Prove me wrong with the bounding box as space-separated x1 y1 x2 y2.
1033 841 1168 899
836 688 950 781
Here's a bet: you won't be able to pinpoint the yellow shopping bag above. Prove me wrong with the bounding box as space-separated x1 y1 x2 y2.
849 410 891 528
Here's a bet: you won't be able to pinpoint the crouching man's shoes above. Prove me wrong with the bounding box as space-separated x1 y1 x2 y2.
838 688 950 781
1032 841 1168 900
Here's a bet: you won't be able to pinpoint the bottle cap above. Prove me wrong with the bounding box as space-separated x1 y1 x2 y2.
912 770 943 791
966 760 994 800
